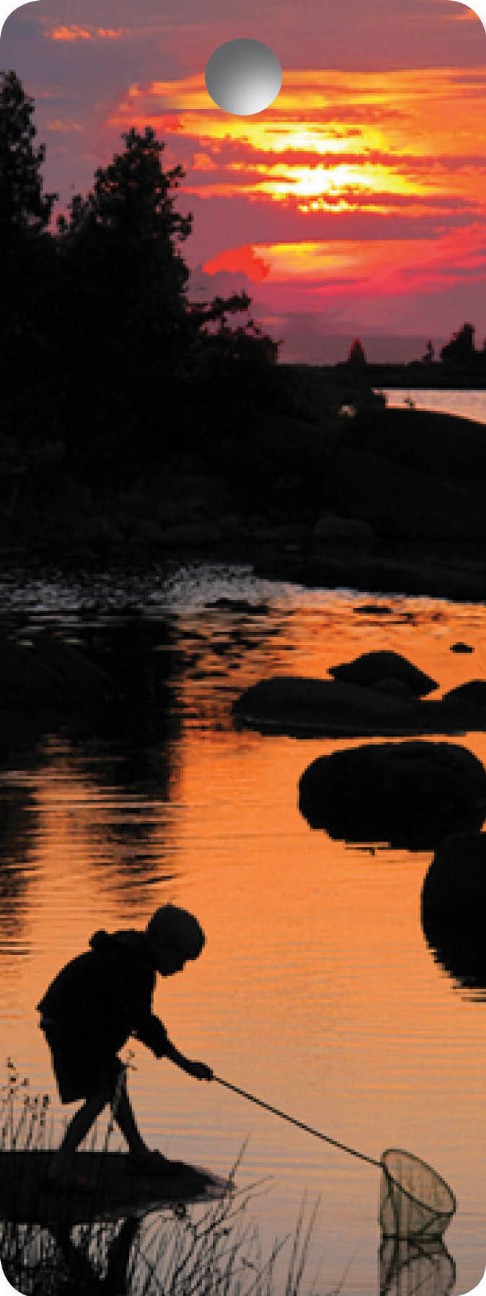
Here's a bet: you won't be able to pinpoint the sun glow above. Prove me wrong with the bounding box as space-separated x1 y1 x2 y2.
105 64 486 319
106 66 486 218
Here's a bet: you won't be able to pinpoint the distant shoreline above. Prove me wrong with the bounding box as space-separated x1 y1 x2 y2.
281 362 486 391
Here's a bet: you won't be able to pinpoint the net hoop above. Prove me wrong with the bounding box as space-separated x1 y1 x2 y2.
380 1148 456 1241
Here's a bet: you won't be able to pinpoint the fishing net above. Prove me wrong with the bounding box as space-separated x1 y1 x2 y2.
379 1238 456 1296
380 1150 456 1241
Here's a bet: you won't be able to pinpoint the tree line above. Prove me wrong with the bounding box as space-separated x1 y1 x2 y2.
345 324 486 372
0 69 282 489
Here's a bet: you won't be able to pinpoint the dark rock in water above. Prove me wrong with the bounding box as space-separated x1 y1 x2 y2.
450 642 473 654
209 598 270 615
328 651 437 696
421 833 486 990
312 513 374 545
440 680 486 721
233 675 421 737
298 741 486 850
354 603 392 616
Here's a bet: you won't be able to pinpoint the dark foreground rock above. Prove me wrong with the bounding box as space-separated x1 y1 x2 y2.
298 741 486 850
233 651 486 738
233 675 434 737
328 650 437 696
440 681 486 726
421 833 486 990
323 407 486 541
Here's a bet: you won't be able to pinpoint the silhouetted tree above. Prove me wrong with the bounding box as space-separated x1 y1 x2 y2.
346 338 367 367
58 127 192 361
0 70 58 438
440 322 476 366
0 79 283 499
422 339 435 364
0 69 56 241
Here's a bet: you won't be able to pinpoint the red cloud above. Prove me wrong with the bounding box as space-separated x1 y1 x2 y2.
203 245 271 282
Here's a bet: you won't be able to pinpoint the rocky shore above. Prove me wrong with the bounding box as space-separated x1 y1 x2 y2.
1 402 486 604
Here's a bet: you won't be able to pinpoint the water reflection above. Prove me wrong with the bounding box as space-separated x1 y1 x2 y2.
0 616 186 948
52 1216 140 1296
2 568 486 1294
379 1238 456 1296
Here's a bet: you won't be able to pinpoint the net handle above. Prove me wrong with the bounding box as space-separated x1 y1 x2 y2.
212 1074 381 1168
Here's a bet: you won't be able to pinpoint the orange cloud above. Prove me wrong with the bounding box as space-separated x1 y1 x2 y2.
102 64 486 331
105 66 486 222
47 25 123 42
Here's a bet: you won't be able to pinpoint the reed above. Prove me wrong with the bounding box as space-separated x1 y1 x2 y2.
0 1062 326 1296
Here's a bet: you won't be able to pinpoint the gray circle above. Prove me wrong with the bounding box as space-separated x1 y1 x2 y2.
205 39 282 116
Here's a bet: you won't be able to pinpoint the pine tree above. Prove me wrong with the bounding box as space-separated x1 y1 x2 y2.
0 69 56 240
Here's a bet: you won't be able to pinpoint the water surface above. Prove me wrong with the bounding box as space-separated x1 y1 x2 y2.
382 388 486 424
1 562 486 1293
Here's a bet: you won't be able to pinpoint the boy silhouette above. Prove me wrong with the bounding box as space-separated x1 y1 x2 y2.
38 904 212 1184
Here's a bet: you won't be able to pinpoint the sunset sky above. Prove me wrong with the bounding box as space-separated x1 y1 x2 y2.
1 0 485 360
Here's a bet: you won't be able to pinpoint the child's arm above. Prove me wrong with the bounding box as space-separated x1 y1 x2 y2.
163 1037 213 1081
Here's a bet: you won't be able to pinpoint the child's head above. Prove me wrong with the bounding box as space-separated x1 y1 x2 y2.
145 904 205 975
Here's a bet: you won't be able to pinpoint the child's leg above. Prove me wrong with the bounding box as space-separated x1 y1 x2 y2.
111 1072 151 1156
113 1074 184 1171
48 1085 112 1180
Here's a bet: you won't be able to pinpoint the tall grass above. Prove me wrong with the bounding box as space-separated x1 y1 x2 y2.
0 1062 328 1296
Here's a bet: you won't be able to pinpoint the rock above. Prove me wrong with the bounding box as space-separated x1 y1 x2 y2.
77 518 124 552
324 438 486 540
130 518 164 546
367 677 415 698
421 833 486 989
324 408 486 540
298 741 486 849
161 522 221 548
233 669 486 738
450 642 473 654
328 651 437 697
440 681 486 722
233 675 420 737
312 513 374 545
209 598 270 615
355 603 392 616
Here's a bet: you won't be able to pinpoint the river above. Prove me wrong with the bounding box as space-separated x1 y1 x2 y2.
1 391 486 1295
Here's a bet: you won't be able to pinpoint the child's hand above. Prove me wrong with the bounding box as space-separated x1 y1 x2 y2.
186 1060 213 1081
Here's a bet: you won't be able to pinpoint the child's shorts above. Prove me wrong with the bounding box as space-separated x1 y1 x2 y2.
40 1019 124 1105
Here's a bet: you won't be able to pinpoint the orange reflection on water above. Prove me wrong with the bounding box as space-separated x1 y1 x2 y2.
2 587 486 1293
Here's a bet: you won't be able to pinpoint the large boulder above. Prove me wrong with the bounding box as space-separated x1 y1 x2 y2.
233 675 423 737
313 513 374 546
328 651 437 697
323 408 486 540
298 741 486 850
421 833 486 989
440 681 486 725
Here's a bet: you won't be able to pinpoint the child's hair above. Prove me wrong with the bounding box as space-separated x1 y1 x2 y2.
146 905 205 961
